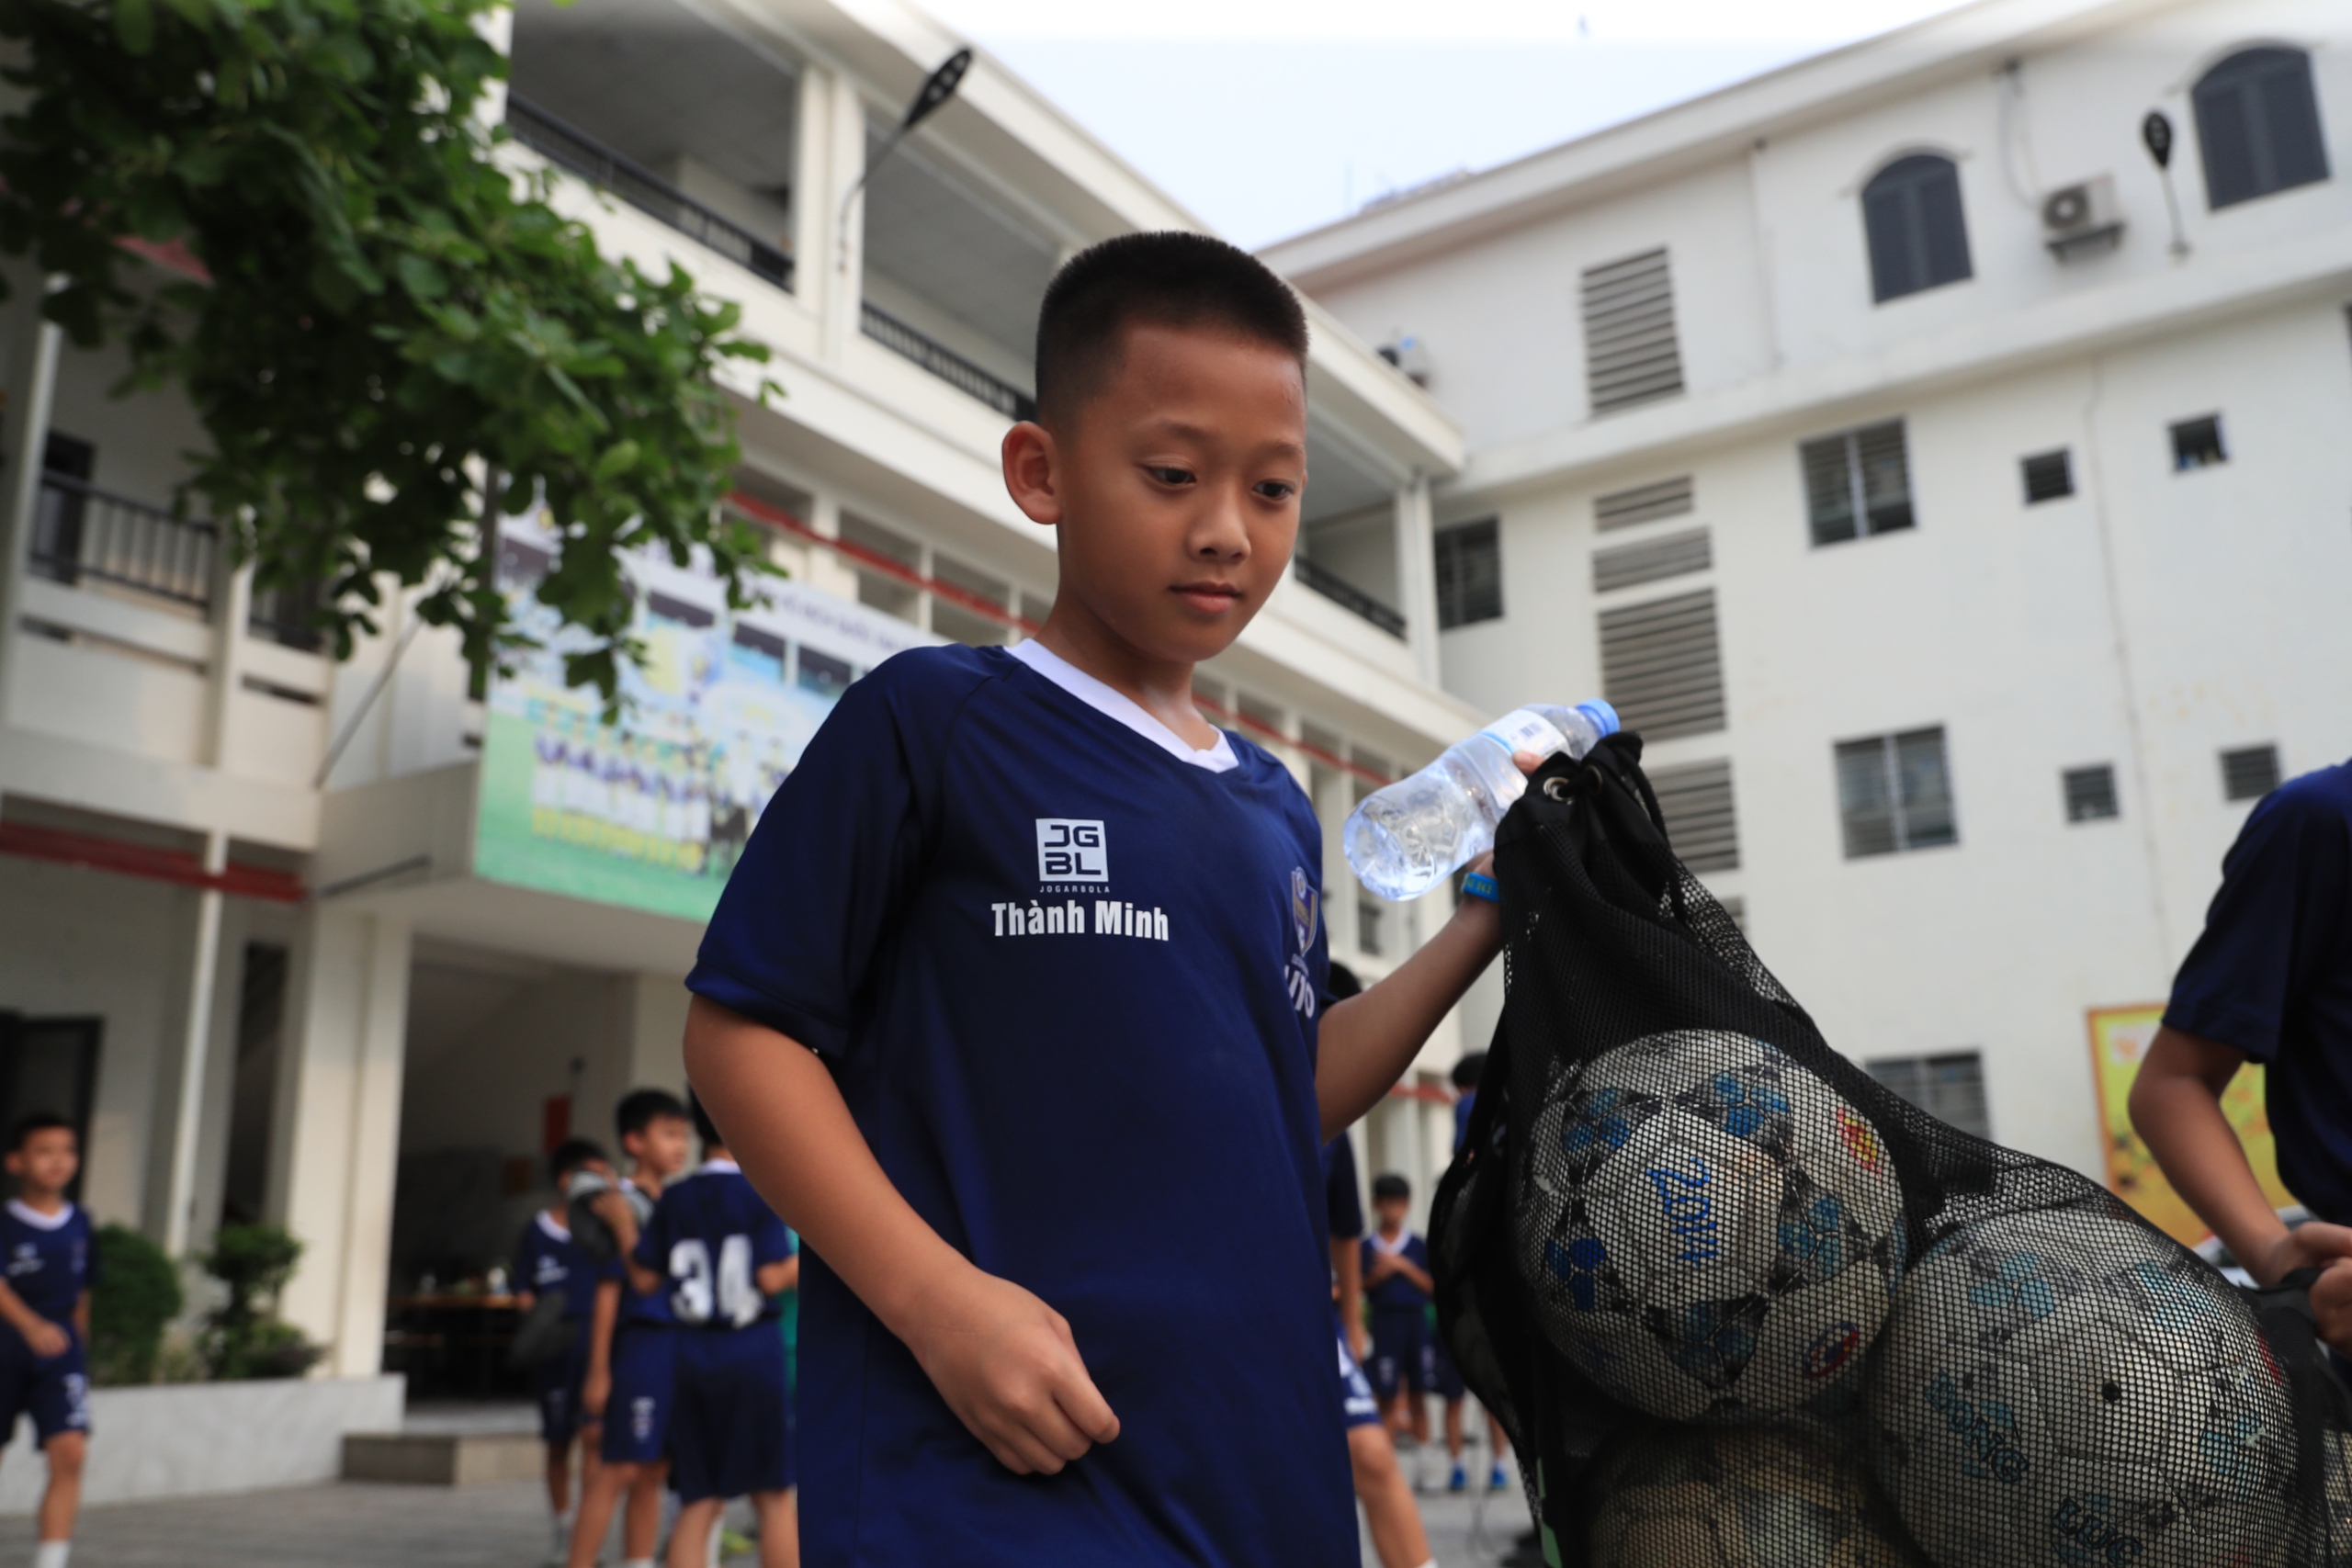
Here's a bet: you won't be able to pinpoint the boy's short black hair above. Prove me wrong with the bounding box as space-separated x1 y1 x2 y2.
688 1091 721 1152
1034 231 1310 429
615 1088 688 1143
1371 1173 1411 1203
548 1137 606 1185
1451 1051 1486 1092
6 1113 73 1154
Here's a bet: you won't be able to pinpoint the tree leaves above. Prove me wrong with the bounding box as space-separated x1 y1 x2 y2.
0 0 780 708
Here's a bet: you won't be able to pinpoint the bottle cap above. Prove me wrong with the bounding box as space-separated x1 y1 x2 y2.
1576 699 1621 737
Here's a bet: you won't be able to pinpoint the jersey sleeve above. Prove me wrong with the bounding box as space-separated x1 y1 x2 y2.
1323 1136 1364 1241
630 1192 673 1275
685 649 984 1058
2165 781 2352 1062
752 1206 793 1269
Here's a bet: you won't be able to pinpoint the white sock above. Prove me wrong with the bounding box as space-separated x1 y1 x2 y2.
33 1542 69 1568
624 1559 657 1568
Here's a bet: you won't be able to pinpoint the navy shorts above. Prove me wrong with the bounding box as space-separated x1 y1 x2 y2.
536 1325 592 1445
670 1325 793 1503
1337 1328 1381 1430
600 1324 676 1466
1429 1327 1465 1403
1367 1310 1430 1401
0 1327 90 1446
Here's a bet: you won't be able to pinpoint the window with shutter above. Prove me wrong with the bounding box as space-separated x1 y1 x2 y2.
1861 154 1973 302
2194 47 2330 210
1595 476 1694 531
1865 1052 1991 1139
1581 249 1685 414
1592 528 1711 594
1651 759 1739 873
2221 745 2281 802
2171 415 2226 470
2063 765 2120 823
1597 588 1725 740
1433 518 1503 629
1835 727 1957 858
1802 421 1914 546
2021 449 2074 504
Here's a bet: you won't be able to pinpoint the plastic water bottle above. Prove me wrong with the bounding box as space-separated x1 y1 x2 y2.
1345 701 1620 899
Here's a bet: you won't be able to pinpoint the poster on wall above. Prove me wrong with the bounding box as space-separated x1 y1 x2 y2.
2086 1002 2296 1247
475 515 942 921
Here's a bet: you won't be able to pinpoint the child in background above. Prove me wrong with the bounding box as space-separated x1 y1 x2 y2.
1431 1054 1509 1494
628 1096 798 1568
1363 1174 1437 1467
567 1089 694 1568
0 1114 95 1568
514 1136 611 1564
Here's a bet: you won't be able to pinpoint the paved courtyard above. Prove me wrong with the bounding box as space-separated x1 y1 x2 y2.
0 1465 1538 1567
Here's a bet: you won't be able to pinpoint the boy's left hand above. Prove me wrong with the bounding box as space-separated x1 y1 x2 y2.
2311 1258 2352 1359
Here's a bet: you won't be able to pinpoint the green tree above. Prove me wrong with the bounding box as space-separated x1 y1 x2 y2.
89 1223 184 1385
0 0 779 703
201 1221 322 1380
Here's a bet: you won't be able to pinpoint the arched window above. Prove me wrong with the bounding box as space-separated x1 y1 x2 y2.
1862 154 1972 303
2194 47 2330 209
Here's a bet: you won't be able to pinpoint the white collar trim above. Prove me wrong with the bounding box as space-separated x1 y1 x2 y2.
695 1157 741 1176
7 1200 73 1232
1010 640 1239 773
1371 1230 1409 1254
536 1210 571 1242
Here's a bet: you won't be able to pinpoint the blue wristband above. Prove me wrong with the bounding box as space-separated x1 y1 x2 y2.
1462 871 1498 903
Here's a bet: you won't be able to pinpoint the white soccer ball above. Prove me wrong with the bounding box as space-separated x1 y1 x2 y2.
1586 1417 1928 1568
1517 1031 1905 1420
1865 1205 2300 1568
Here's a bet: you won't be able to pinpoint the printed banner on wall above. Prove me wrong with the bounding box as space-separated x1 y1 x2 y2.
2086 1002 2296 1247
475 516 941 921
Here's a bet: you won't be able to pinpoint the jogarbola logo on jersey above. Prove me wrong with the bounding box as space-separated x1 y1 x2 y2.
991 818 1171 942
1286 867 1319 1019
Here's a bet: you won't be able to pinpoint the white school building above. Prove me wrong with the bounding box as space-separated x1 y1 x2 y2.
0 0 1483 1482
1263 0 2352 1190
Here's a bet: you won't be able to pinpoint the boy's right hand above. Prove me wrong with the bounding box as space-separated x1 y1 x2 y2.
20 1319 67 1359
901 1266 1120 1476
582 1366 609 1419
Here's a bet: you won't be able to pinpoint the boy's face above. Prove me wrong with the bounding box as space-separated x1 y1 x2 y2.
1005 322 1306 667
1374 1196 1409 1231
625 1115 694 1179
5 1129 78 1195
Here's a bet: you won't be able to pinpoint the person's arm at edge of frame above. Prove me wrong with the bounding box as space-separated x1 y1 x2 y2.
1315 751 1540 1142
2128 1024 2352 1348
1333 1234 1366 1361
684 996 1120 1476
581 1276 620 1420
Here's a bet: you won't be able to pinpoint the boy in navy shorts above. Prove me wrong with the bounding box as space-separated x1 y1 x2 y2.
566 1090 693 1568
628 1096 798 1568
0 1114 95 1568
684 231 1529 1567
1363 1174 1437 1456
514 1136 610 1563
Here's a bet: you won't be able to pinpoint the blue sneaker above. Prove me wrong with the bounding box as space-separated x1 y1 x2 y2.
1489 1463 1509 1491
1448 1463 1467 1494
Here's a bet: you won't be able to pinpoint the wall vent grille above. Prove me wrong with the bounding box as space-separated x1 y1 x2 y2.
1595 475 1694 531
1593 528 1711 594
1581 249 1685 414
1651 759 1739 873
1597 587 1725 740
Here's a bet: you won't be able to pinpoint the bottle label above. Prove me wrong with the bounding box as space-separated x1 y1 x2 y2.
1480 707 1568 759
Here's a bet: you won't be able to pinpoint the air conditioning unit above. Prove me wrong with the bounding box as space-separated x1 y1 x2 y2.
2041 175 2123 257
1376 334 1431 388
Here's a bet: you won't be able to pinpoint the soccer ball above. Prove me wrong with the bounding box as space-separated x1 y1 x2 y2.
1586 1417 1928 1567
1866 1205 2299 1567
1517 1030 1905 1421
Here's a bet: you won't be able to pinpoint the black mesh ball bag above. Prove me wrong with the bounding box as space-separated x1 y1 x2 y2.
1428 735 2352 1568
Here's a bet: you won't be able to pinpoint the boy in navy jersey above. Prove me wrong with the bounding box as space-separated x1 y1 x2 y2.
684 231 1527 1568
566 1090 693 1568
0 1114 95 1568
1362 1175 1436 1454
514 1137 610 1563
628 1097 798 1568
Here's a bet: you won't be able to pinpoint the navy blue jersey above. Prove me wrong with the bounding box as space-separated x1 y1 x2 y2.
514 1211 598 1319
1 1201 96 1325
1362 1232 1430 1314
1453 1090 1476 1156
2166 759 2352 1219
1322 1136 1363 1244
687 644 1348 1568
612 1179 676 1326
634 1161 792 1329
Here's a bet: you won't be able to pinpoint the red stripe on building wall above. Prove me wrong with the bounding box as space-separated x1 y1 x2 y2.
0 821 304 902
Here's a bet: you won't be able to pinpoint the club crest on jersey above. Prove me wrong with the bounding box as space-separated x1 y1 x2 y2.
1286 866 1320 1019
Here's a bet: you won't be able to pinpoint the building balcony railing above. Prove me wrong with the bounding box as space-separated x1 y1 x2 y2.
860 302 1038 423
1293 555 1406 639
506 96 794 292
32 471 218 611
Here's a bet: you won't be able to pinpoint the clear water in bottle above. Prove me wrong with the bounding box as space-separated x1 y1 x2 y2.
1344 701 1620 900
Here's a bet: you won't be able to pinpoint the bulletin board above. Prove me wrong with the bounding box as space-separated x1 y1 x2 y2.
2086 1002 2295 1247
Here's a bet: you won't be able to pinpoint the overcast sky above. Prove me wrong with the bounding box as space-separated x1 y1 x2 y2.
917 0 1976 247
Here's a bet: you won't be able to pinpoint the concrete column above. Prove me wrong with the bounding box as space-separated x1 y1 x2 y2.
799 493 861 604
624 974 691 1100
0 293 62 728
205 563 254 767
160 834 230 1258
1392 474 1441 684
272 908 412 1379
1313 762 1359 963
814 70 869 362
